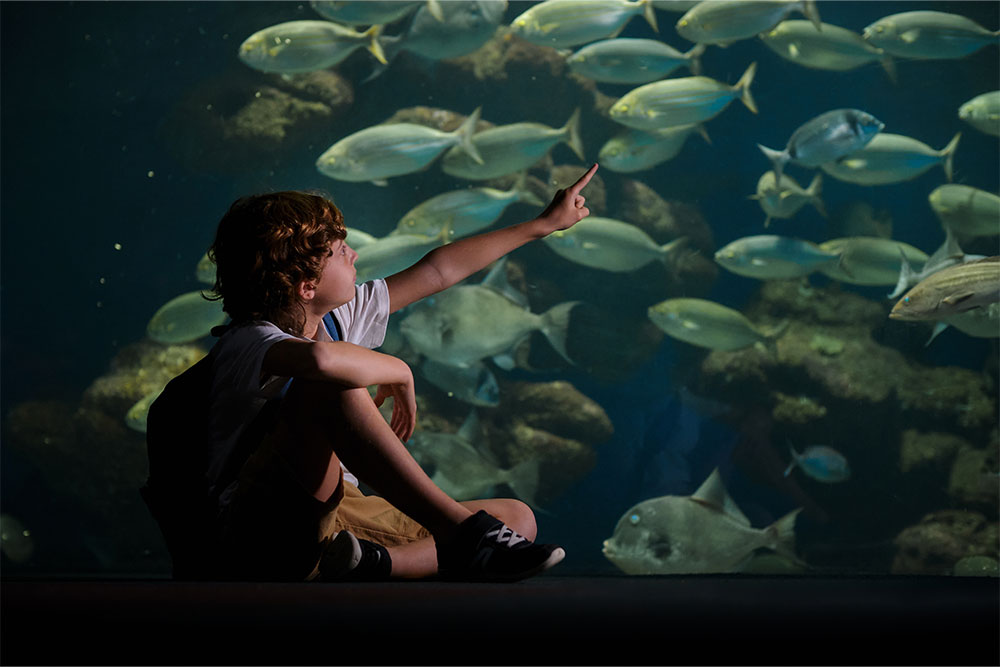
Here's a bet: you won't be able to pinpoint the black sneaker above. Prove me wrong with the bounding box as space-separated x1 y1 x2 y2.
437 510 565 583
319 531 392 581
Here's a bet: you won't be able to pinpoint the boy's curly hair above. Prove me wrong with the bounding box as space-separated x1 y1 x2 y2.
207 190 347 335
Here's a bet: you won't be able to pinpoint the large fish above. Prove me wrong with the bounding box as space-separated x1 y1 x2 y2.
316 107 483 185
566 38 705 84
407 409 542 508
818 237 927 286
714 234 840 280
510 0 658 49
543 216 687 273
599 124 708 174
890 256 1000 322
147 291 227 345
757 108 884 183
647 298 788 351
862 10 1000 60
820 132 961 186
958 91 1000 137
751 171 825 227
760 20 895 81
676 0 821 46
399 259 579 368
609 62 758 131
354 225 452 283
441 108 584 181
238 20 387 74
928 184 1000 239
603 468 801 574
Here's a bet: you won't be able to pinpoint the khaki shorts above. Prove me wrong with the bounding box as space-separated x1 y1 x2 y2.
220 431 430 581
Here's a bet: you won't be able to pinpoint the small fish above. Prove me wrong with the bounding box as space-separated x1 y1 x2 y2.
603 468 801 574
195 252 215 285
408 410 543 508
751 171 825 227
758 108 884 183
420 359 500 407
377 0 506 63
647 298 788 351
238 20 387 74
818 237 927 286
147 291 228 345
441 108 584 181
355 225 452 283
784 444 851 483
714 234 840 280
543 216 687 273
676 0 821 46
958 91 1000 137
0 514 34 564
317 107 483 185
310 0 441 26
510 0 658 50
890 256 1000 322
760 20 896 81
609 61 758 131
862 10 1000 60
399 259 578 368
125 386 165 433
599 124 709 173
928 184 1000 240
888 228 984 300
392 177 543 240
567 38 705 84
821 132 961 186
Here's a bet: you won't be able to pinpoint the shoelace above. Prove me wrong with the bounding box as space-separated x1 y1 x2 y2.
486 524 528 548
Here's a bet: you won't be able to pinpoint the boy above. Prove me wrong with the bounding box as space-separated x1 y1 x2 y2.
201 164 598 582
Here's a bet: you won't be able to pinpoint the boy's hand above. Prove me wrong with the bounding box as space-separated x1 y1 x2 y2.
373 374 417 442
536 163 598 236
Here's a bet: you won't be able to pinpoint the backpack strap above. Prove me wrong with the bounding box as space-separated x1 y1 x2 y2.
323 311 342 341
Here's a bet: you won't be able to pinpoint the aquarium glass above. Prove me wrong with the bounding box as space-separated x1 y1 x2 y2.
1 0 997 579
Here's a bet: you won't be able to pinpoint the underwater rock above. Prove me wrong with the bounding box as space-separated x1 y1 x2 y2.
896 365 997 436
892 510 999 575
748 280 886 329
506 422 596 505
771 391 827 424
501 380 614 445
383 105 494 133
953 555 999 577
948 440 1000 512
899 429 966 474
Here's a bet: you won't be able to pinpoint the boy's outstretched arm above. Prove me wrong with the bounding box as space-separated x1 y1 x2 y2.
385 163 598 313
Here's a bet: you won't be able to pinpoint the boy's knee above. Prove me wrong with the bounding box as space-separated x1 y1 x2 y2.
486 498 537 540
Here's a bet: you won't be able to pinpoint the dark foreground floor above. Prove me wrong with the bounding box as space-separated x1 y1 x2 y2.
2 574 997 665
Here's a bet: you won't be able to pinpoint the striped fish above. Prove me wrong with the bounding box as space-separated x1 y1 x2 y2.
890 256 1000 321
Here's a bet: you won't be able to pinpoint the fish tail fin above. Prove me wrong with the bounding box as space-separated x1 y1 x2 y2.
735 61 758 114
800 0 822 32
806 172 827 218
940 132 961 182
887 245 915 299
694 123 712 145
539 301 580 365
639 0 659 33
562 107 585 160
758 145 787 183
763 214 772 228
363 25 388 65
764 319 790 348
784 443 799 477
880 54 898 85
768 508 803 563
658 236 689 268
504 458 548 512
456 106 484 165
685 43 706 76
426 0 445 22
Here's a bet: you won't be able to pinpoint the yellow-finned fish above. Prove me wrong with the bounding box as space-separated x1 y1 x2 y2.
751 171 825 227
818 237 928 286
543 216 687 273
609 62 758 131
238 20 387 74
715 234 840 280
647 298 788 351
599 124 708 173
862 10 1000 60
355 224 452 283
510 0 658 49
567 38 705 84
958 91 1000 137
820 132 961 186
929 184 1000 239
676 0 821 46
890 256 1000 322
760 20 896 82
147 291 227 345
309 0 442 26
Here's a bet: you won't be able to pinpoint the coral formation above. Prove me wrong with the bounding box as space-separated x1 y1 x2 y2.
892 510 999 575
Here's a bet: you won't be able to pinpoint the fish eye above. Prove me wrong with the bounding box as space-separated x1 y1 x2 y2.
903 296 910 303
629 513 640 525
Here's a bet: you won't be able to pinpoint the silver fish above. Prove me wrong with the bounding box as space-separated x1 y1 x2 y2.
543 216 687 273
441 108 584 181
603 468 801 574
758 108 884 183
378 0 506 62
930 302 1000 344
420 359 500 407
510 0 659 50
355 225 451 283
310 0 440 26
890 256 1000 322
676 0 821 46
751 171 825 227
599 124 709 173
392 178 543 239
609 61 758 131
408 410 542 508
147 291 227 345
784 444 851 483
888 228 985 300
647 298 788 351
760 20 895 81
238 20 387 74
567 38 705 84
715 234 840 280
818 237 928 286
317 107 483 184
862 10 1000 60
345 227 379 250
821 132 961 186
929 184 1000 239
958 91 1000 137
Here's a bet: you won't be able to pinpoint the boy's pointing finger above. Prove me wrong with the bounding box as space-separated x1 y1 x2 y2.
570 163 598 194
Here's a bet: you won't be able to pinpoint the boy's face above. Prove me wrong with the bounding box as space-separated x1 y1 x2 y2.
312 238 358 309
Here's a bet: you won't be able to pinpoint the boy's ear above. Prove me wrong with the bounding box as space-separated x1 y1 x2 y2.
297 280 316 302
